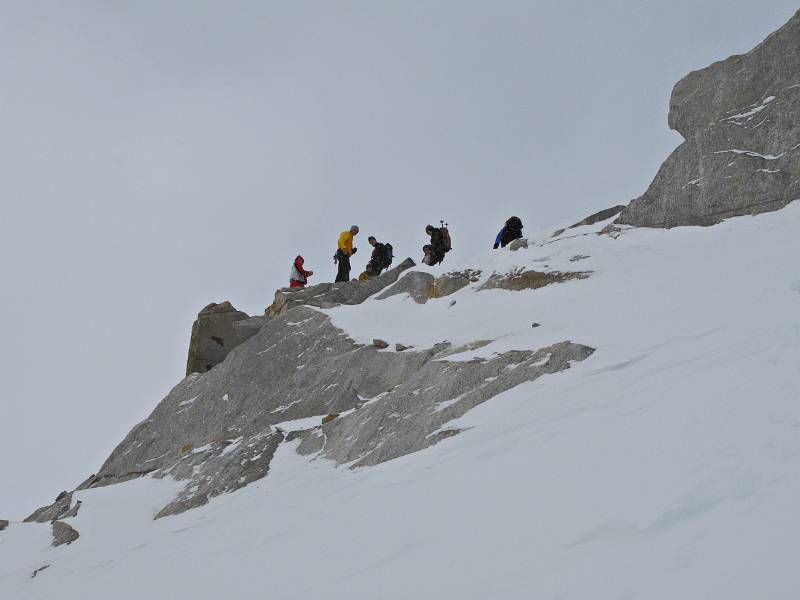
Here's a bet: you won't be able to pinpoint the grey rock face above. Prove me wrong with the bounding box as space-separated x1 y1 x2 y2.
378 269 480 304
296 341 594 467
186 302 265 376
88 298 595 518
91 306 435 517
376 271 434 303
480 269 591 292
51 521 79 546
618 10 800 227
24 492 75 523
268 258 415 317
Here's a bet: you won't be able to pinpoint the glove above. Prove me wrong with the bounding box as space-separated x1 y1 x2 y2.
307 271 314 276
493 243 499 249
352 247 357 254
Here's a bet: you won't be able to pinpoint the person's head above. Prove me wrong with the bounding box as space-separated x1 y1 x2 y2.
368 236 377 246
295 255 304 264
425 224 434 234
350 225 359 235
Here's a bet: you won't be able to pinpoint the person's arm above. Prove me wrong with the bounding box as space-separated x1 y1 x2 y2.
494 228 505 249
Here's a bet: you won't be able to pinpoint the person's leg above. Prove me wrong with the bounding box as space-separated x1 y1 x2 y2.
336 254 351 282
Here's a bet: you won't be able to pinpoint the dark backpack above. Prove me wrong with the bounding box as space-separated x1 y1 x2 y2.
382 243 394 267
440 227 452 252
506 216 523 234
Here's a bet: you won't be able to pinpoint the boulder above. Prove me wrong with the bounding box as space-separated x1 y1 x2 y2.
51 521 79 546
186 302 265 376
480 269 591 292
0 520 8 531
372 339 389 349
378 269 480 304
376 271 434 304
268 258 415 317
617 10 800 227
508 238 529 251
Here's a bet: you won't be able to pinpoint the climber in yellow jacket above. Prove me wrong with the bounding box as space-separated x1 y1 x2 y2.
335 225 359 282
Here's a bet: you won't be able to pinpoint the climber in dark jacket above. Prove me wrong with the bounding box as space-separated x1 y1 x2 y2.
362 236 393 279
289 255 313 288
423 224 446 266
493 216 524 249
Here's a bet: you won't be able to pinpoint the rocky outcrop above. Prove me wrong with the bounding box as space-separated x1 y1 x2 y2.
378 269 481 304
552 205 627 237
186 302 265 376
617 10 800 227
296 341 594 466
91 305 436 517
51 521 79 547
0 520 8 531
267 258 415 317
86 298 595 518
480 269 591 292
24 491 75 523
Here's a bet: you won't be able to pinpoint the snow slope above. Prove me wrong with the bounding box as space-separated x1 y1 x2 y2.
2 204 800 599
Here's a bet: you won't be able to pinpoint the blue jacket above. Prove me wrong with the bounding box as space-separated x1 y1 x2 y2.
494 227 506 246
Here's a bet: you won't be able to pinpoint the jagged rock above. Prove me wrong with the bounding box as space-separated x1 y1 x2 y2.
378 269 480 304
92 298 595 518
94 306 435 517
432 270 481 298
24 491 74 523
373 339 389 349
532 323 541 328
570 255 590 262
186 302 265 376
297 341 595 467
0 520 8 531
75 474 99 490
395 343 412 352
617 11 800 227
508 238 529 251
570 206 626 229
61 500 82 519
268 258 415 317
480 269 591 292
51 521 79 546
552 205 626 238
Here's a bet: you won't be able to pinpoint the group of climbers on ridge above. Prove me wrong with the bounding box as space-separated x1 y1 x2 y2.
288 217 523 288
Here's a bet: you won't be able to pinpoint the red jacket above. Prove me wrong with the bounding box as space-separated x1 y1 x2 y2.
289 257 312 287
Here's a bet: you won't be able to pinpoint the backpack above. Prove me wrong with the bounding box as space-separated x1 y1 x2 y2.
506 216 523 234
382 243 394 267
440 226 452 252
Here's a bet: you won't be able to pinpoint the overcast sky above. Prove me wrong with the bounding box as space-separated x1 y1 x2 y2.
1 1 796 519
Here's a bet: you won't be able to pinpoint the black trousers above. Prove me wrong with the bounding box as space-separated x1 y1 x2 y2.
335 252 351 282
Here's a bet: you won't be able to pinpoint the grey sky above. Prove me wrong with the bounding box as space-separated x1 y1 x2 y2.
1 1 796 518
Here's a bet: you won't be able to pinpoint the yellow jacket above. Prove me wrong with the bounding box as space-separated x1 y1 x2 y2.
338 230 354 256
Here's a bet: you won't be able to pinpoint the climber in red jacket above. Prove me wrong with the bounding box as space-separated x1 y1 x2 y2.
289 255 314 288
